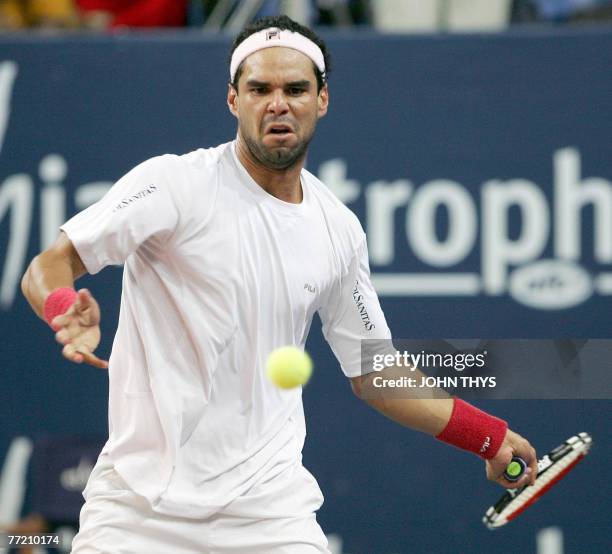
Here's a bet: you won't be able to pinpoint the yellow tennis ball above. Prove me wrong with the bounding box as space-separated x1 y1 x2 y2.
266 346 313 389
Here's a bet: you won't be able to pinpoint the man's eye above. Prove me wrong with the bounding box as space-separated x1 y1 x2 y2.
288 88 305 95
251 87 266 94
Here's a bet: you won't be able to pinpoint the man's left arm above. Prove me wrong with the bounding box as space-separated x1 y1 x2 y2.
319 231 537 489
350 368 537 489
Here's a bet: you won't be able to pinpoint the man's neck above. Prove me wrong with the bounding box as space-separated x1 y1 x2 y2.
235 135 304 204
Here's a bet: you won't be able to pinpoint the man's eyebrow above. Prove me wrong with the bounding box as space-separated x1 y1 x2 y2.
286 80 311 88
244 79 312 88
245 80 269 87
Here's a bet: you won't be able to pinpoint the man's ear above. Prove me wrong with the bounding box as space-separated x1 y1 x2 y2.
317 83 329 119
227 83 239 118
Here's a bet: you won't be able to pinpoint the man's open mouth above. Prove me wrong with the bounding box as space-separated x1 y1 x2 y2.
266 124 294 135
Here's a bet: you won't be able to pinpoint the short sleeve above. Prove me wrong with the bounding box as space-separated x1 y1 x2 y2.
319 238 394 378
60 155 181 274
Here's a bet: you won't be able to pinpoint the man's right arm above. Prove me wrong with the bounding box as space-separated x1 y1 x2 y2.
21 232 108 368
21 232 86 318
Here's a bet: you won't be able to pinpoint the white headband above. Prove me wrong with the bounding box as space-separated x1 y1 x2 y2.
230 27 326 83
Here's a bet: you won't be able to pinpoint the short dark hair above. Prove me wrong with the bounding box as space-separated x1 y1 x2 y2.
229 15 330 93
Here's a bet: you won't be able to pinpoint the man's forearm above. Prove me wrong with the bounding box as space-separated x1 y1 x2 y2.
21 234 85 319
22 253 75 318
351 367 453 436
351 365 513 465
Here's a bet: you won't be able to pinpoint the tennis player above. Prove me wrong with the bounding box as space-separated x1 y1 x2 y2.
21 15 537 554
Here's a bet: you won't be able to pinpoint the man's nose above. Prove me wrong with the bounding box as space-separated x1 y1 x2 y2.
267 89 289 115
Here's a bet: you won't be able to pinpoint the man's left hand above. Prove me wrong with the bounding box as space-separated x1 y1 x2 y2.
486 428 537 489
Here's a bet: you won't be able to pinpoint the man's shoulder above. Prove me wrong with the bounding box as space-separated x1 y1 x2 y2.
135 142 231 174
179 141 233 171
131 142 232 190
303 168 364 236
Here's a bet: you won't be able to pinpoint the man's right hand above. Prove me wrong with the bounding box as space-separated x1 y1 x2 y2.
53 288 109 369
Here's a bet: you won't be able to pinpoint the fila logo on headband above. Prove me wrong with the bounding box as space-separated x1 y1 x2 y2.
266 30 281 41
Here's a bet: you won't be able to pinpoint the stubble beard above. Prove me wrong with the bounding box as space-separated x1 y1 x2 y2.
241 124 313 170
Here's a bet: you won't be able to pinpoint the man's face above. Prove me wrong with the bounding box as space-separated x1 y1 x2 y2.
227 47 328 170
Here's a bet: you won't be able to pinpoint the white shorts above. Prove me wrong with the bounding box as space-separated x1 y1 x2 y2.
71 459 330 554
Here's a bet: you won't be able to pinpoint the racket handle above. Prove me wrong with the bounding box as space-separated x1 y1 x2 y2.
503 456 527 482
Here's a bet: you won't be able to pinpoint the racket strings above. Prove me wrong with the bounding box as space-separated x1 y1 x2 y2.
504 449 581 511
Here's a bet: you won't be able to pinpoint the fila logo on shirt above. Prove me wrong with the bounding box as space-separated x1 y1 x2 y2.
112 184 158 212
304 283 316 293
480 436 491 454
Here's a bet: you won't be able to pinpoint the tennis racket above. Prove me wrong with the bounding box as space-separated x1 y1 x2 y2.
483 432 592 529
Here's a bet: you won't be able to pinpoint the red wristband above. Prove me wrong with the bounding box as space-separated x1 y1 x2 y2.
436 398 507 459
43 287 78 331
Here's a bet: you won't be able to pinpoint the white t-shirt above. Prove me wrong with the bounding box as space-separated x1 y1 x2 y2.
61 141 392 518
